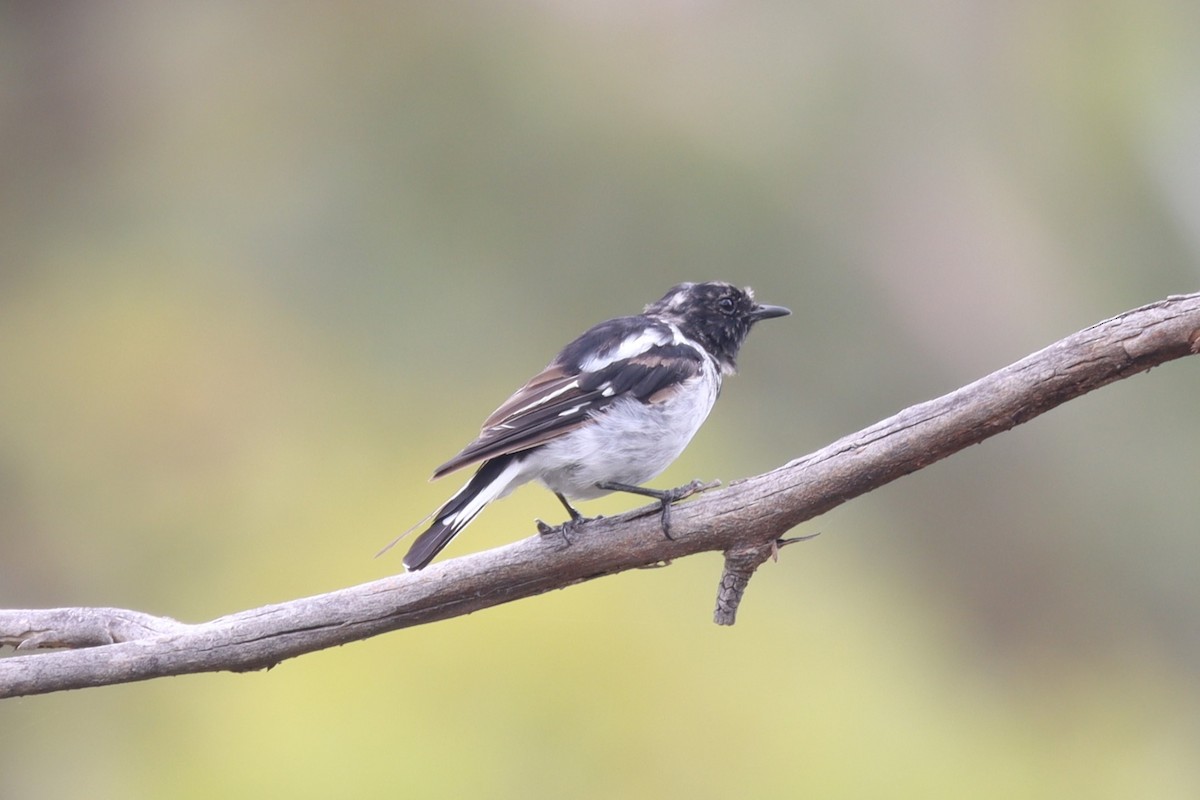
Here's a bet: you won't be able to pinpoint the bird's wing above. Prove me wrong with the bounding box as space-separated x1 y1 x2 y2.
431 321 708 479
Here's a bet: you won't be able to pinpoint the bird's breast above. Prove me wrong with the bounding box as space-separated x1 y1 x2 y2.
532 366 721 499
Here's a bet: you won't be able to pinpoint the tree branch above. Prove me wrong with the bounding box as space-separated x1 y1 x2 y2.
3 293 1199 698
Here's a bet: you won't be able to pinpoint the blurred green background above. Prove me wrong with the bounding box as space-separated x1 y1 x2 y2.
3 2 1200 797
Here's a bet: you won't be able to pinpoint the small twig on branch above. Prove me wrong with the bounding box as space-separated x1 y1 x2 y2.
2 293 1199 698
714 541 777 626
712 530 821 625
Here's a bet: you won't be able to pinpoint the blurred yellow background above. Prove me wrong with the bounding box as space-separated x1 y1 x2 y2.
3 2 1200 797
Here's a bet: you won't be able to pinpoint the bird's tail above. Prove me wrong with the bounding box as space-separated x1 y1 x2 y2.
402 456 522 571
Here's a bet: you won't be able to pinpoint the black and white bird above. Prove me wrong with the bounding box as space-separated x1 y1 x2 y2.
400 281 790 571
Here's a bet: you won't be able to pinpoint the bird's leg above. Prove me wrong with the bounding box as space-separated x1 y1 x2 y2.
595 479 712 540
535 492 593 545
555 492 585 522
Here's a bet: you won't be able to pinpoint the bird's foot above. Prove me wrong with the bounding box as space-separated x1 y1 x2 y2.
657 479 722 538
595 478 721 540
536 513 599 547
664 478 718 504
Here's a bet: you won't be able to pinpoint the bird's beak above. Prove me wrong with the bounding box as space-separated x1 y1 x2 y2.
749 303 791 322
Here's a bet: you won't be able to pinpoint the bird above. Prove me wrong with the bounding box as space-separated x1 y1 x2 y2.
398 281 790 571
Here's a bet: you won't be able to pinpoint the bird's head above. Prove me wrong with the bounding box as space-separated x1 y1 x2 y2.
646 281 790 373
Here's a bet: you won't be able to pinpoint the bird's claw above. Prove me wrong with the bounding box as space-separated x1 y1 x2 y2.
657 479 720 540
536 514 598 547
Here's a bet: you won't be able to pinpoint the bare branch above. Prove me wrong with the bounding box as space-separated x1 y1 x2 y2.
2 293 1198 698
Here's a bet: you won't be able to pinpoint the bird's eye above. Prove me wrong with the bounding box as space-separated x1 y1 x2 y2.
717 296 737 314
